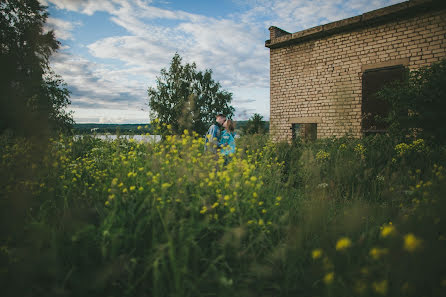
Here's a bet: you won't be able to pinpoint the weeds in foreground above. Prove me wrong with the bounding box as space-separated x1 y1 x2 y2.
1 130 445 297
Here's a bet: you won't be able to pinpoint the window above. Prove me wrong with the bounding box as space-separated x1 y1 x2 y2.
362 65 405 135
292 123 317 141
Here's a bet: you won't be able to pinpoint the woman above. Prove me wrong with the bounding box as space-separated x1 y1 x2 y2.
219 119 236 164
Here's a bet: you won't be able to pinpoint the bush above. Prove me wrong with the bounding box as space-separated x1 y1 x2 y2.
379 59 446 145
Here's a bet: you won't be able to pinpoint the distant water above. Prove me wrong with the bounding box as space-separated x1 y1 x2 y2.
75 134 161 142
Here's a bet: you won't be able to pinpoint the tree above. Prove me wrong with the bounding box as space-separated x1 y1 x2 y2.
378 59 446 145
148 53 234 135
242 113 268 135
0 0 73 136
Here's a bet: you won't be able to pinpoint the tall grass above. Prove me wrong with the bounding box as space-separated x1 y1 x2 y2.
1 129 445 297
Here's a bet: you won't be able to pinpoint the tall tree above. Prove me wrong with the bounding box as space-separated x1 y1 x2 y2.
148 53 234 135
242 113 268 135
0 0 73 136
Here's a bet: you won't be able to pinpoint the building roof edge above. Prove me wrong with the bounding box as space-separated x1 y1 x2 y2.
265 0 444 49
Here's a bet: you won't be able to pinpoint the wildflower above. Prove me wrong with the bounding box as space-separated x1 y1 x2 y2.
108 194 115 200
252 192 258 198
323 272 334 285
130 186 136 191
312 249 323 260
372 280 388 295
200 206 208 214
404 233 421 252
122 188 128 193
336 237 352 251
250 176 257 182
247 220 255 225
211 202 219 209
230 207 236 213
258 219 264 226
258 201 264 206
224 195 230 201
276 196 282 201
316 150 330 161
105 201 110 206
369 247 388 260
138 186 144 192
161 183 171 189
380 223 396 238
261 209 267 214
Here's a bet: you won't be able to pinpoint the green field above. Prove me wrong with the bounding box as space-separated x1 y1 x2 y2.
1 127 445 297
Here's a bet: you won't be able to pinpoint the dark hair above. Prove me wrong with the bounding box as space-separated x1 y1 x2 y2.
225 119 235 132
216 114 225 118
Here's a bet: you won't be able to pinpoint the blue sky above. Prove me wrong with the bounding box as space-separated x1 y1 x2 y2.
41 0 404 123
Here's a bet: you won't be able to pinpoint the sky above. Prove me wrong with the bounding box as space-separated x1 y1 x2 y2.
41 0 404 124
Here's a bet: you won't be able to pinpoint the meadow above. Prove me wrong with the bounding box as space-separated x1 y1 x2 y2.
1 124 446 297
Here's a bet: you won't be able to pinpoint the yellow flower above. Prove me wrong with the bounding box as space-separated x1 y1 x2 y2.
250 176 257 182
230 207 236 213
224 195 230 201
261 209 267 214
211 202 219 209
323 272 334 285
380 224 396 238
336 237 352 251
369 247 388 260
404 233 421 252
372 280 388 295
258 219 264 226
316 150 330 161
200 206 208 214
138 186 144 192
105 201 110 206
129 186 136 191
311 249 323 260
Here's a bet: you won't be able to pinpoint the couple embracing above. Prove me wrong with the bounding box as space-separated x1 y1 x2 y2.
204 114 236 163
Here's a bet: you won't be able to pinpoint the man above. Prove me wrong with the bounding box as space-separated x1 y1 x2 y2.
204 114 226 153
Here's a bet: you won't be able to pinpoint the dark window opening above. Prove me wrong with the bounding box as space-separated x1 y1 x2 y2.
362 65 405 136
292 123 317 141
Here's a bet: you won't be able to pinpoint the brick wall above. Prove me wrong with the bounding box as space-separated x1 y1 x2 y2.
266 0 446 141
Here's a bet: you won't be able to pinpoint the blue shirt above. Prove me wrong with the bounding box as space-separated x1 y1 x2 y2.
219 130 236 156
205 124 221 152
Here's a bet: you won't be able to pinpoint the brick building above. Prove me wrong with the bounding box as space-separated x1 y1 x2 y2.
265 0 446 141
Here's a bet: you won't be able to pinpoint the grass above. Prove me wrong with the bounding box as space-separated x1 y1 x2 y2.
1 127 446 297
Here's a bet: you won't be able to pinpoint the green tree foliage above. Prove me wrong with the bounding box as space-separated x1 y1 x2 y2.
0 0 73 136
378 59 446 145
242 113 268 135
148 53 234 135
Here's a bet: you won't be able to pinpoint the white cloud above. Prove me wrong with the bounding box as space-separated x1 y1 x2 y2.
45 17 79 40
41 0 118 15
